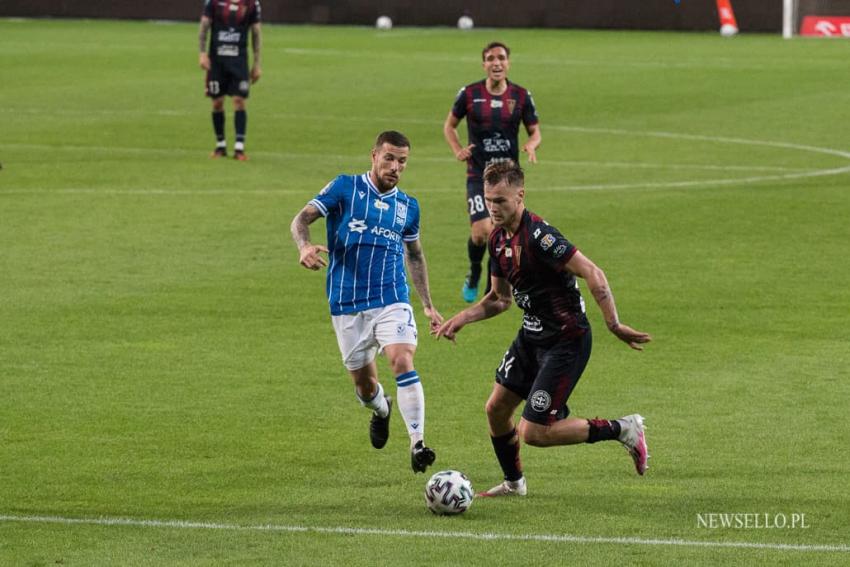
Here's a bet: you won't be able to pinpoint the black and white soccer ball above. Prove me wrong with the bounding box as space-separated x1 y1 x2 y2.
424 470 474 515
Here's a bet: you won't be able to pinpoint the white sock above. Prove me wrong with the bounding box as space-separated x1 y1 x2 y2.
234 141 245 152
357 382 389 418
216 140 226 149
395 371 424 448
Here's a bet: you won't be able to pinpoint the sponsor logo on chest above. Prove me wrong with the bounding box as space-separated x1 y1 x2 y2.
218 30 241 42
373 199 390 212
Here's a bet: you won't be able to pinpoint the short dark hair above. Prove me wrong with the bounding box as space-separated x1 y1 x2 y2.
374 130 410 150
482 41 510 61
483 160 524 188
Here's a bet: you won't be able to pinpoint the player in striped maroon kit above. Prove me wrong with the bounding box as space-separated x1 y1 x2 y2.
436 161 651 497
443 42 541 303
198 0 262 160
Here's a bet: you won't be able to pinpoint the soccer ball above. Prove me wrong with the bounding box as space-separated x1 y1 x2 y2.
457 15 474 30
376 15 393 30
720 24 738 37
424 470 474 515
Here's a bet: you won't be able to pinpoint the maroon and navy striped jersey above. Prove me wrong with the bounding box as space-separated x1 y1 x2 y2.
451 80 539 180
489 210 589 342
203 0 261 59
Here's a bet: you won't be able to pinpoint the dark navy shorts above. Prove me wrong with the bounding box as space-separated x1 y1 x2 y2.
206 57 250 98
495 329 593 425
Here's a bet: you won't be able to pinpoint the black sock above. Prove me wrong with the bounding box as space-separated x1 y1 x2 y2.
212 111 225 142
467 238 486 287
234 110 247 146
586 418 622 444
491 429 523 481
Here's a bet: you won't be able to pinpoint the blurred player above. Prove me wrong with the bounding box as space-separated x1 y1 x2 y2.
291 131 443 474
443 41 541 303
198 0 262 161
436 161 651 496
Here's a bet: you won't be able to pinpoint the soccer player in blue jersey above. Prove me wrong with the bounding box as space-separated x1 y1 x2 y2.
198 0 262 161
437 161 651 497
443 42 541 303
290 131 443 473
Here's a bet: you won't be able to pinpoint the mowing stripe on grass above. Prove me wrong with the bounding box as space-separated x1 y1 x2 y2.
1 514 848 554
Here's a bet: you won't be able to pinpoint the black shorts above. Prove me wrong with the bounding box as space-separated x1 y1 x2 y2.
205 57 250 99
466 177 489 223
495 329 592 426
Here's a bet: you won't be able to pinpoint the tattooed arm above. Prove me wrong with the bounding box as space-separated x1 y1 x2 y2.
404 239 443 332
566 250 651 350
290 204 328 270
250 22 262 82
198 16 211 70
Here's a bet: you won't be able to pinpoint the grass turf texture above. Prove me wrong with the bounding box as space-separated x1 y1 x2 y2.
2 18 850 565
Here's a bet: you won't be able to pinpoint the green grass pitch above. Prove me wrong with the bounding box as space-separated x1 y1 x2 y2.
2 18 850 565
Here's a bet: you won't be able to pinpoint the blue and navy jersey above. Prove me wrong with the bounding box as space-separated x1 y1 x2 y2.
451 80 538 180
309 173 420 316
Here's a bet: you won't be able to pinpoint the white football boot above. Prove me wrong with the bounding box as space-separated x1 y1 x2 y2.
618 414 649 475
477 476 527 497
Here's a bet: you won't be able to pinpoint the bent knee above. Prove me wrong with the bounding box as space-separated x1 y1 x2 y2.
386 351 415 374
485 398 508 419
519 423 552 447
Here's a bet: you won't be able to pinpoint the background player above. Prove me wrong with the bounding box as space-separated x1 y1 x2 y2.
436 161 651 496
443 41 541 303
198 0 262 161
290 131 443 474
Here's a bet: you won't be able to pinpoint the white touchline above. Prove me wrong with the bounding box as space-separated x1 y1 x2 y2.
1 125 848 195
0 514 848 554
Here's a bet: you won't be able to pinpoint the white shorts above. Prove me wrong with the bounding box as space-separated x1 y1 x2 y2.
331 303 418 371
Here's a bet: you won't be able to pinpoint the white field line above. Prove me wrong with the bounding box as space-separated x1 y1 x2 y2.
547 125 850 160
0 514 848 554
0 142 811 173
3 163 850 198
2 167 849 197
2 126 848 194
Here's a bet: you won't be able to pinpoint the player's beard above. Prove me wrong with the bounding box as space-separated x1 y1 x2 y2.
377 172 398 192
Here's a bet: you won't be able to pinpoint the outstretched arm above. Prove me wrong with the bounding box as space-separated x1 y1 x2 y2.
404 239 443 332
565 250 651 350
436 276 512 342
290 204 328 270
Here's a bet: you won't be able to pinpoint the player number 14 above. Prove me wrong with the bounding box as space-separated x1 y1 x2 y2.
498 350 515 377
